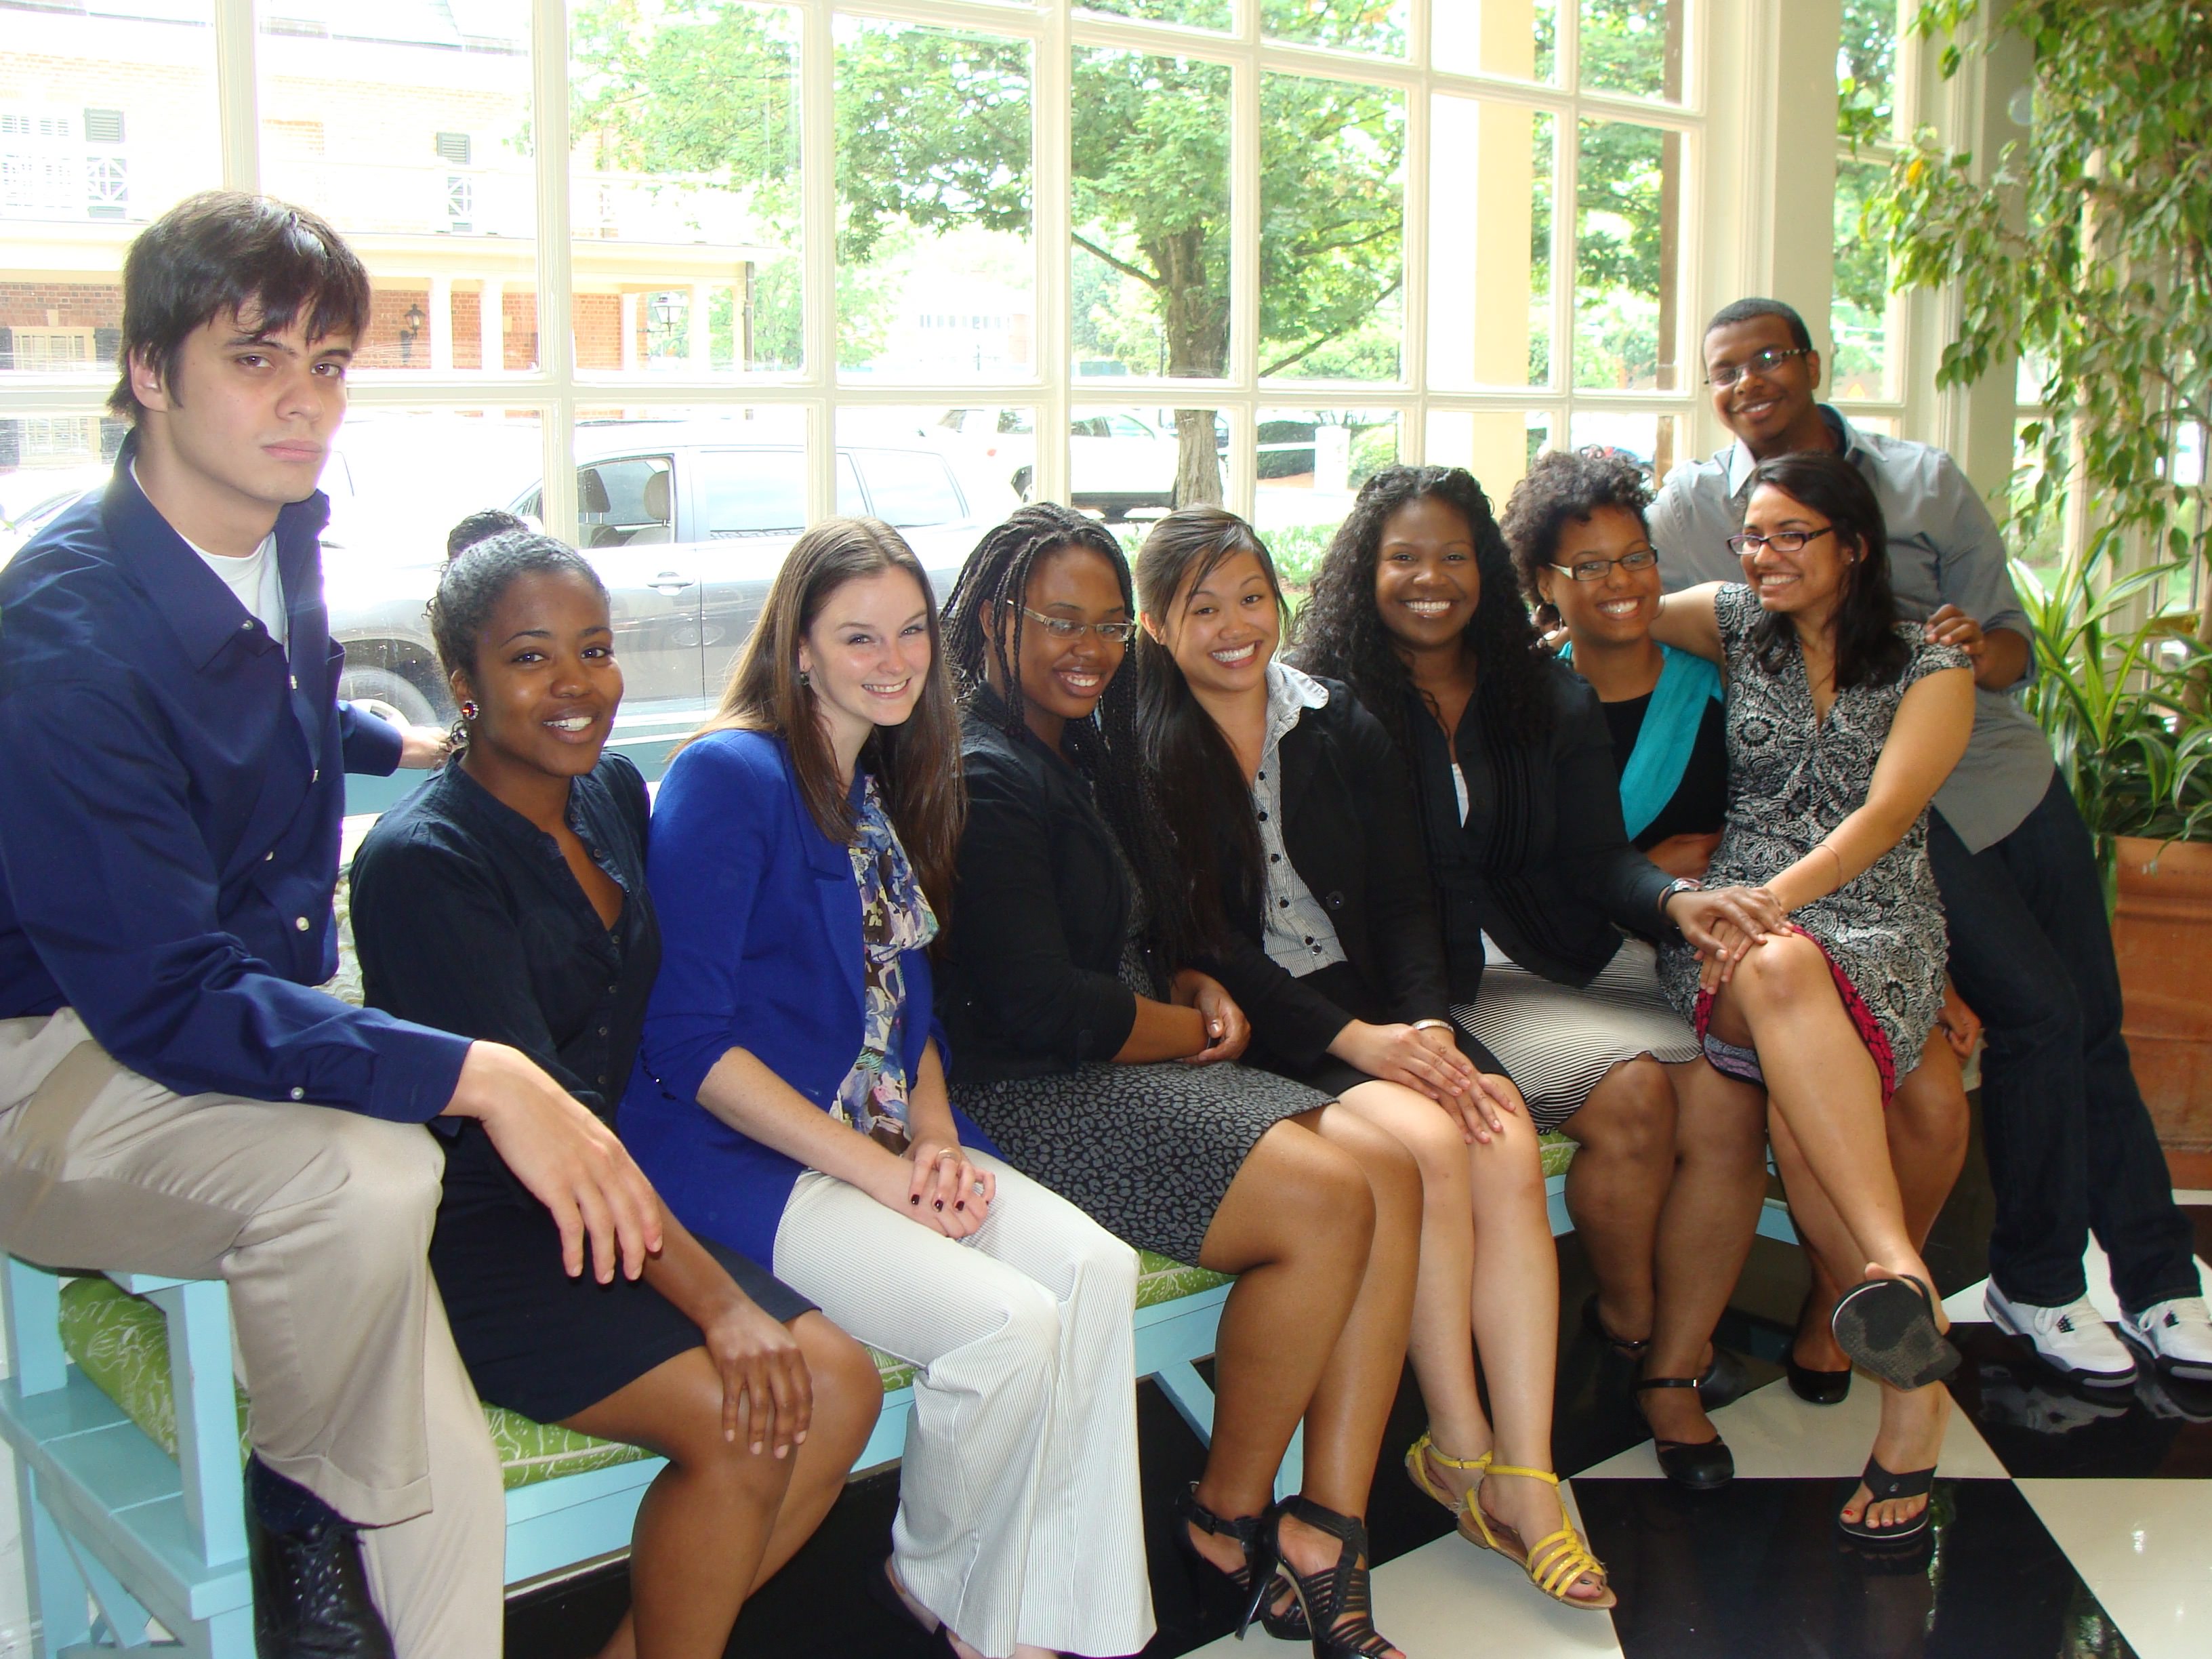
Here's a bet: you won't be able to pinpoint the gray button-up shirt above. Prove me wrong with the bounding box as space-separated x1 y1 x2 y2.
1646 405 2053 852
1255 662 1351 975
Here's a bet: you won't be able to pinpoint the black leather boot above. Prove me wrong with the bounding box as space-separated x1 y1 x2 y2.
247 1483 396 1659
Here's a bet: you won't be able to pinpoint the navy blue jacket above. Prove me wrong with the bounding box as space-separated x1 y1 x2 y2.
0 439 470 1121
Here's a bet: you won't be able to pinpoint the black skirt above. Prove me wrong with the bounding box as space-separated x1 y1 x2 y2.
430 1124 815 1425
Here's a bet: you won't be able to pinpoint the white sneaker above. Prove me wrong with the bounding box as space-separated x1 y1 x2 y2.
2121 1297 2212 1383
1985 1284 2137 1387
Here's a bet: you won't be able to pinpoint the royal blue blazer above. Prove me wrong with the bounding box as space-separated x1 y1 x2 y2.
620 728 989 1266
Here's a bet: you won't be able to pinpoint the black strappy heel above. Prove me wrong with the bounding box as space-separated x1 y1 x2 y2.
1172 1483 1306 1639
1241 1496 1401 1658
1635 1373 1734 1490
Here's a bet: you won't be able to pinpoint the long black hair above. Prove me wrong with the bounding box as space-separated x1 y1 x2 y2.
940 504 1204 966
1743 451 1910 691
1291 464 1553 755
1131 508 1285 947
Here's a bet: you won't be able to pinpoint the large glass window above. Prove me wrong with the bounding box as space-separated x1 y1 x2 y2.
1832 0 1906 408
0 0 1726 687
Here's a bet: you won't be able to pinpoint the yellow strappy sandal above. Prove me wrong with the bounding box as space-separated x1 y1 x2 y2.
1467 1462 1616 1612
1402 1433 1493 1549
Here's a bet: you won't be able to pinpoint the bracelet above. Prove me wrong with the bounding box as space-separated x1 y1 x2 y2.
1657 876 1702 918
1816 842 1845 886
1410 1019 1454 1035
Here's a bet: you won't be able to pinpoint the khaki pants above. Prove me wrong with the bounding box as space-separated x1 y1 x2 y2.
0 1009 504 1656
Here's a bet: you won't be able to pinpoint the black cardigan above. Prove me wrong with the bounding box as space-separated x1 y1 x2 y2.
937 701 1143 1083
1202 678 1450 1071
1408 657 1675 1002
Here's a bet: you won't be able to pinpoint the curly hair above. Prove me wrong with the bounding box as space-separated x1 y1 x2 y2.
940 504 1202 966
1289 464 1553 753
1498 447 1655 610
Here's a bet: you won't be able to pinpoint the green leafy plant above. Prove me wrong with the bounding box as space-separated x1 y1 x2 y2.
2014 536 2212 882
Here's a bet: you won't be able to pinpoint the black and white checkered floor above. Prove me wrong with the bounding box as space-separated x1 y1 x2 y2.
506 1164 2212 1659
1190 1195 2212 1659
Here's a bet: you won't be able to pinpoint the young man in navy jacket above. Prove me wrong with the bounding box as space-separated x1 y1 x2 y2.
0 192 663 1656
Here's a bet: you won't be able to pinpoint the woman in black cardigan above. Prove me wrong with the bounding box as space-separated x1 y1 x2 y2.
1294 465 1782 1488
1134 506 1615 1614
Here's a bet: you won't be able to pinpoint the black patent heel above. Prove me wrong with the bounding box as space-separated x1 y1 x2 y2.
1243 1496 1400 1658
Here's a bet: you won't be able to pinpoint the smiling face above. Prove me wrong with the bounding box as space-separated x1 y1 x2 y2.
1374 493 1479 657
455 567 622 785
1541 505 1662 649
129 305 352 549
1703 313 1826 459
1001 541 1130 738
1151 547 1279 699
1740 481 1855 621
798 565 934 759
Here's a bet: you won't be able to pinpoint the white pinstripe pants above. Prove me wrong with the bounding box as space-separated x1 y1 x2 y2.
773 1151 1154 1659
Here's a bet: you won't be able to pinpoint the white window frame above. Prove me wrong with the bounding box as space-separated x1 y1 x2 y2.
2 0 1754 540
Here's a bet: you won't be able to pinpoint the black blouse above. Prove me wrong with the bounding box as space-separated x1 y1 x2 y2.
349 753 659 1125
1600 691 1729 851
1406 657 1675 1002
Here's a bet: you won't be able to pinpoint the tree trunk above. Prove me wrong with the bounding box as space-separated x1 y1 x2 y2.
1151 226 1228 508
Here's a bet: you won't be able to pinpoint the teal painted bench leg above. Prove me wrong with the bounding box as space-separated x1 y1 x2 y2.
5 1257 96 1655
134 1278 247 1576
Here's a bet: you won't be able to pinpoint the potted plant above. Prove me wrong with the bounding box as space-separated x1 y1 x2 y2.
2015 540 2212 1154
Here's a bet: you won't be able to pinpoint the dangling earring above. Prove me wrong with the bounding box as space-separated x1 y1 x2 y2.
797 668 811 689
459 700 479 720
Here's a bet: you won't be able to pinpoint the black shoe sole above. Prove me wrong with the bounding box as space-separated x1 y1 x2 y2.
1832 1278 1960 1391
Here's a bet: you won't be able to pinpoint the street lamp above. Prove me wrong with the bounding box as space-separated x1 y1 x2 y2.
399 301 426 365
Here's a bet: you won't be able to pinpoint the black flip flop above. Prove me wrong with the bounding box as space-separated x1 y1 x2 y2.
1835 1455 1936 1547
1831 1275 1961 1391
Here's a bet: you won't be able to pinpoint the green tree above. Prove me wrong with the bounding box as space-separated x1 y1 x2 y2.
1878 0 2212 644
572 0 1405 507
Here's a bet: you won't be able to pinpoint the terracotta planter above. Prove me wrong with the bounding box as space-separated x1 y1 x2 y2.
2111 835 2212 1166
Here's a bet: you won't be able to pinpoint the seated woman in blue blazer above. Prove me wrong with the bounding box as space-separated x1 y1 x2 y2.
619 518 1151 1659
350 514 881 1659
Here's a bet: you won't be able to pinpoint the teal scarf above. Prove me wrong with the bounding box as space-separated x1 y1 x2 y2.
1561 642 1723 839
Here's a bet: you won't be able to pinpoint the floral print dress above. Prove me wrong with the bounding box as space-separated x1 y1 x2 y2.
1657 583 1971 1093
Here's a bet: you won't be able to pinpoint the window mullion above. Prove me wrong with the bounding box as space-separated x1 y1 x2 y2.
1402 0 1431 462
1227 7 1260 520
213 0 260 192
802 0 838 522
1032 1 1071 506
531 0 578 544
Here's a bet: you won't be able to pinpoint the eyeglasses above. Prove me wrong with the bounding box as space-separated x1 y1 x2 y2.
1548 547 1659 583
1705 345 1809 388
1725 525 1835 557
1018 605 1139 646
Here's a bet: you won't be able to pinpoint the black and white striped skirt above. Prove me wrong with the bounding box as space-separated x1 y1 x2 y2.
1452 935 1701 1132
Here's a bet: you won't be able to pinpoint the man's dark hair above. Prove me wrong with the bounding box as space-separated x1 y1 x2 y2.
1703 296 1812 352
1499 446 1655 605
109 191 371 420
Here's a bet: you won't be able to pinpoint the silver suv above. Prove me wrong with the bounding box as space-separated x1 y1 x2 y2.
327 421 986 724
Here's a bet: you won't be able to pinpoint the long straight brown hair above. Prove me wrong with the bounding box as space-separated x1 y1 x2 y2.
687 516 964 914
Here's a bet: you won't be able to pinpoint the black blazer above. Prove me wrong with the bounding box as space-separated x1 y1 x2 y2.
1202 678 1450 1071
937 697 1143 1082
1408 657 1675 1002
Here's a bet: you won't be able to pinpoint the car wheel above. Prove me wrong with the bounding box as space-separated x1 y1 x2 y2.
336 663 441 729
1011 465 1034 502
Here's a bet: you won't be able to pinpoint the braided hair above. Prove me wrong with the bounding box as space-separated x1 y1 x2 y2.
939 504 1204 968
427 509 609 751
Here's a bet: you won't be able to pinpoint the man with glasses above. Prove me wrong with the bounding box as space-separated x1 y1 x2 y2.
1647 295 2211 1392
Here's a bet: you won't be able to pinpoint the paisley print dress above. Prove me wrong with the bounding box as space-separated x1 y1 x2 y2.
1657 583 1970 1090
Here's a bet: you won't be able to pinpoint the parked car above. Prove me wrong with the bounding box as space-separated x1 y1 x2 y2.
326 422 986 724
935 406 1225 519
